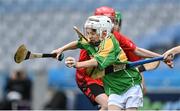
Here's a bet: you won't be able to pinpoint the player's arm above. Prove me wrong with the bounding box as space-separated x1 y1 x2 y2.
134 47 161 58
51 41 78 58
76 58 98 68
114 32 173 67
114 32 161 58
65 57 98 68
134 47 174 68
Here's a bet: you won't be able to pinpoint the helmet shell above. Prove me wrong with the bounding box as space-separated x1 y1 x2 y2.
94 6 115 18
84 15 113 39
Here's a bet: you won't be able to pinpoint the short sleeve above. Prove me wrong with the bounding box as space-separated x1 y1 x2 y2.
113 31 136 51
77 38 97 56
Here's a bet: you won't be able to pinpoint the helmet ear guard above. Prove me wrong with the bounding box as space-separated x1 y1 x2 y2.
84 16 113 40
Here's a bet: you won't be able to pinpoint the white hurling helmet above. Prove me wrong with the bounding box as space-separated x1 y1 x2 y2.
84 15 113 39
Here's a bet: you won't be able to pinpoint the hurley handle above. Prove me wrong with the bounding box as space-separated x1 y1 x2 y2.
127 56 164 68
42 53 64 61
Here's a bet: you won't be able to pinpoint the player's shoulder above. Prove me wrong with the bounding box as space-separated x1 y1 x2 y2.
113 31 130 40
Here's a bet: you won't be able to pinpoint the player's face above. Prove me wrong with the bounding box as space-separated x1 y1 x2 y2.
85 28 100 44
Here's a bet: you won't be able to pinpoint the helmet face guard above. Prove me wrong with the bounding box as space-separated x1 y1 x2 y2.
84 16 113 41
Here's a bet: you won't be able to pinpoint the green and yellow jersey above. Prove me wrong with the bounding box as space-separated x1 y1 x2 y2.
77 37 98 56
77 34 142 95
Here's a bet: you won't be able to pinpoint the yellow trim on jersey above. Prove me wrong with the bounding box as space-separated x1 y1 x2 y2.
118 49 128 62
98 38 113 57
